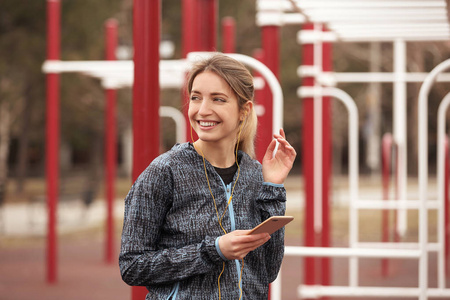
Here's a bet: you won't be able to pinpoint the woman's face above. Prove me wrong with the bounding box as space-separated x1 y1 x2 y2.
188 71 242 147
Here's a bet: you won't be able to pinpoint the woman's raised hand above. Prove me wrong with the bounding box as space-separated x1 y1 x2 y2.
262 128 296 184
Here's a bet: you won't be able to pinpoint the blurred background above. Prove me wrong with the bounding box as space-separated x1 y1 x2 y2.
1 0 450 299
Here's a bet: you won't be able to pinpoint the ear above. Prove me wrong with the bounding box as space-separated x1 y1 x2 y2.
241 102 253 120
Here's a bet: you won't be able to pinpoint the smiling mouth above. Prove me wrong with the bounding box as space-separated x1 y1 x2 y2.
198 121 219 127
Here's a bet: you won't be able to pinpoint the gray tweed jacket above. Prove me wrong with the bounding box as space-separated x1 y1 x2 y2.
119 143 286 299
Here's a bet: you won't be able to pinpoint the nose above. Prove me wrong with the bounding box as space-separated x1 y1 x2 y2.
198 99 212 116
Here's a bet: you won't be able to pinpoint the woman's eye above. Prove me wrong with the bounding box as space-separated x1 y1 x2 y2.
190 95 200 101
214 98 226 102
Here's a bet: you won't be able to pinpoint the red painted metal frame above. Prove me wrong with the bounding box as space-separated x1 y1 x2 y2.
259 25 279 165
253 49 269 163
131 0 161 299
104 18 118 265
261 21 280 300
302 23 332 298
381 133 393 277
302 23 316 290
222 17 235 53
46 0 60 284
182 0 197 142
182 0 198 57
182 0 217 143
197 0 217 51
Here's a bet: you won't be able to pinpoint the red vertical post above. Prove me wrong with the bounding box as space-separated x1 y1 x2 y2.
302 23 316 290
132 0 160 299
222 17 235 53
381 133 393 276
182 0 197 142
260 23 279 158
182 0 217 143
262 21 280 300
182 0 198 57
104 18 118 265
197 0 217 51
46 0 60 284
321 27 332 295
253 49 270 163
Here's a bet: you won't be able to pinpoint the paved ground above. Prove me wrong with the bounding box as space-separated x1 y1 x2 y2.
1 175 448 299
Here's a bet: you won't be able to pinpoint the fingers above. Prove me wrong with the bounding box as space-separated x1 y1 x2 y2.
264 138 277 160
219 231 271 260
273 131 296 156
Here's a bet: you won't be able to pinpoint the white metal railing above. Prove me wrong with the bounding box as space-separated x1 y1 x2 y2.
271 69 450 298
418 59 450 298
437 91 450 290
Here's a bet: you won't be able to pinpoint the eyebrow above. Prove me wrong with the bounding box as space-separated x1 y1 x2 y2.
191 90 229 98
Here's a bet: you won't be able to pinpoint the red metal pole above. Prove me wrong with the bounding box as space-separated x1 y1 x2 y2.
381 133 393 277
260 24 279 159
182 0 198 142
259 15 281 300
262 25 279 79
46 0 60 284
302 23 316 290
131 0 160 299
222 17 235 53
182 0 198 57
252 49 269 163
104 18 118 265
197 0 217 51
321 27 332 295
262 26 279 299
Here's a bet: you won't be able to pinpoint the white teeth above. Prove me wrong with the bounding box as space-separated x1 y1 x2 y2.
199 121 217 127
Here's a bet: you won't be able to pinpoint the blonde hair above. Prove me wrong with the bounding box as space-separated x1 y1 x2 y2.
187 54 257 158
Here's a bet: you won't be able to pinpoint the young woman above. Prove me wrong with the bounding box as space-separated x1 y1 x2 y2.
119 53 296 299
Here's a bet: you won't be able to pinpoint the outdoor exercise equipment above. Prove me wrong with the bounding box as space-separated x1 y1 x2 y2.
256 0 450 299
43 1 450 299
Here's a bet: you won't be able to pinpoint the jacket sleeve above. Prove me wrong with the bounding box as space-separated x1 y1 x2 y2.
256 182 287 283
119 161 224 286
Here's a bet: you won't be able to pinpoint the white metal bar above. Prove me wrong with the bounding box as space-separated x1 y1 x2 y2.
284 246 420 259
41 59 191 89
297 30 450 43
298 286 450 298
418 58 450 300
331 23 450 30
293 1 446 9
331 72 450 83
393 40 408 238
355 199 439 210
255 11 448 26
159 106 186 144
298 70 450 84
333 28 450 36
336 35 450 43
299 86 360 287
356 242 440 252
301 8 446 18
270 268 282 300
436 92 450 289
258 0 447 11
